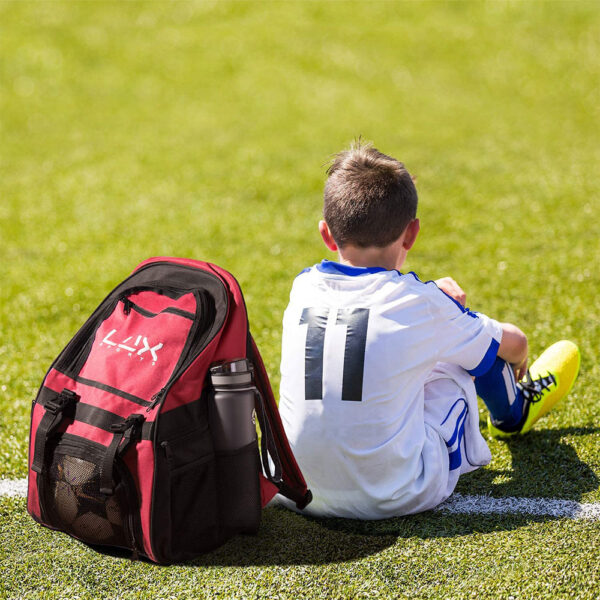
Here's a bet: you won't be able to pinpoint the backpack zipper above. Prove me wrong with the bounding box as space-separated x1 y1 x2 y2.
121 298 195 320
68 298 121 374
146 290 212 413
117 459 143 560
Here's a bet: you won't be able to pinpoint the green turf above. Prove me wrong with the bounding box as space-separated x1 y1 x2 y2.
3 496 600 599
1 1 599 598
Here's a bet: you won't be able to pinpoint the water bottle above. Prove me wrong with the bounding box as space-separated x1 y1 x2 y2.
209 358 257 452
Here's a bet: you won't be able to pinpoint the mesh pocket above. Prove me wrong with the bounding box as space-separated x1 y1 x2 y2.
42 447 130 548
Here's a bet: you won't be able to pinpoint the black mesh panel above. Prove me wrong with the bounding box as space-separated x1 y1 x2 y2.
43 450 130 548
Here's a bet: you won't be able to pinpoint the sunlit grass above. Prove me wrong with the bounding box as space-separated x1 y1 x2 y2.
1 2 599 598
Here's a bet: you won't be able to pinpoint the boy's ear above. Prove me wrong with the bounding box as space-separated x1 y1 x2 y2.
319 220 338 252
402 219 420 250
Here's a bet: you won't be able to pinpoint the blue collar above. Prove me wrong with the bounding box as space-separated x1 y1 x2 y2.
316 260 388 276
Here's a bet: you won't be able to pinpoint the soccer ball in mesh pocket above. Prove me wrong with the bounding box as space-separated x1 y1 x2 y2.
52 454 118 542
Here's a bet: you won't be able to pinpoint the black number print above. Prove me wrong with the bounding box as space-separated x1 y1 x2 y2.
336 308 370 402
300 307 370 401
300 307 330 400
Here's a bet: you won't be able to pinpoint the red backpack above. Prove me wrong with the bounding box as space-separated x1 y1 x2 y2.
27 257 311 564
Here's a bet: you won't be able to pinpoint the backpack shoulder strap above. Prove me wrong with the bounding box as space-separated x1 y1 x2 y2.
248 335 312 510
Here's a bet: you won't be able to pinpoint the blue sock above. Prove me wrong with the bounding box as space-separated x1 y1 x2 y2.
474 356 525 432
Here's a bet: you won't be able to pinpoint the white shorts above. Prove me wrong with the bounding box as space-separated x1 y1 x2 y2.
418 362 492 510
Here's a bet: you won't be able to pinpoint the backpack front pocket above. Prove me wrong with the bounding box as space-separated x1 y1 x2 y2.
39 436 142 554
78 295 197 402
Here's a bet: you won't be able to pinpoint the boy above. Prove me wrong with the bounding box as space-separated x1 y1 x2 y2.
278 142 580 519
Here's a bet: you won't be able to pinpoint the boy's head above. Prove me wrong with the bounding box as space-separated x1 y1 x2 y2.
322 141 418 250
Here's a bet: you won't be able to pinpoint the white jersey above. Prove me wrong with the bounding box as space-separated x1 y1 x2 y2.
278 260 503 519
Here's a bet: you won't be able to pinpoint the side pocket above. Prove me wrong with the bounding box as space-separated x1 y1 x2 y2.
163 428 220 559
215 441 262 537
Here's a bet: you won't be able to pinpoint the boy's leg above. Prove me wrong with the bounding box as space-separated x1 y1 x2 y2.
474 356 524 432
475 340 581 438
424 362 492 477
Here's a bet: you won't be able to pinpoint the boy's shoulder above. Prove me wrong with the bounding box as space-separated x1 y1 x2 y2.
292 261 476 317
295 260 434 287
292 261 448 302
293 260 399 289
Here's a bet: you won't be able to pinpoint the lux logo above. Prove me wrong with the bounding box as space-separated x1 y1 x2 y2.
101 329 164 362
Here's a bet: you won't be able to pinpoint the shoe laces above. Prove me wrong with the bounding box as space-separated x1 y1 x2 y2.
518 370 557 403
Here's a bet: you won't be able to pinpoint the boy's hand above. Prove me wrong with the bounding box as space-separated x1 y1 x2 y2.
435 277 466 306
513 356 528 382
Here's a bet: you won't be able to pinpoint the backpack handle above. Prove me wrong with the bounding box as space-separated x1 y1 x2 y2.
254 388 282 484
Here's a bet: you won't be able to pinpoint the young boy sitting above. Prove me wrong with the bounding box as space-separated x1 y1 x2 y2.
277 141 580 519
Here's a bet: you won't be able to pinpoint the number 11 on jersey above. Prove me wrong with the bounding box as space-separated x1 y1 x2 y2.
300 307 370 402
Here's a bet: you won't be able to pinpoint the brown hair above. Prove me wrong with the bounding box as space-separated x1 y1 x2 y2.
323 140 418 248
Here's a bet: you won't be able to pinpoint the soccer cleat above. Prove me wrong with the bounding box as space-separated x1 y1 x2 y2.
488 340 580 439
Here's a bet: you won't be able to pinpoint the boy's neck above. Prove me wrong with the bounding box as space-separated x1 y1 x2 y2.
337 239 407 272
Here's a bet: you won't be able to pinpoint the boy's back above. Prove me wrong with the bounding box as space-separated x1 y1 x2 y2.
279 260 500 518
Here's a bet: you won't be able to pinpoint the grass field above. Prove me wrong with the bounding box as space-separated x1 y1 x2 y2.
1 1 599 598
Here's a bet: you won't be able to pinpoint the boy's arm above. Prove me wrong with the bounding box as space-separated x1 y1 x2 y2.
435 277 528 379
498 322 528 380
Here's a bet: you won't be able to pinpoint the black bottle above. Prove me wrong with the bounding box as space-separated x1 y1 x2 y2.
209 358 257 452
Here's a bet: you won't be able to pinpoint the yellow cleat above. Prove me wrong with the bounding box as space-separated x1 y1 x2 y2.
488 340 581 439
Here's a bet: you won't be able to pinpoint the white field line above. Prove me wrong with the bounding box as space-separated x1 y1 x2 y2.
2 477 600 520
436 493 600 520
1 478 27 498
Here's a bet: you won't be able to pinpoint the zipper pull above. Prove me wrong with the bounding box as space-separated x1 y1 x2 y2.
129 526 140 560
123 297 132 315
161 440 172 463
146 388 165 412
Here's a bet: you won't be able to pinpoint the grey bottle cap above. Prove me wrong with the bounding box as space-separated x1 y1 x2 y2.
210 358 252 375
210 359 253 386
